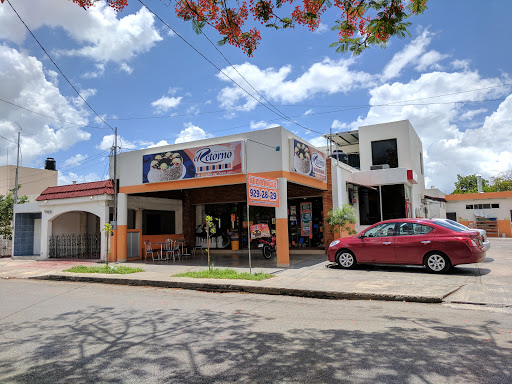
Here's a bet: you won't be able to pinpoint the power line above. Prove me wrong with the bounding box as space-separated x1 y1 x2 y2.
0 97 110 130
137 0 326 136
0 134 17 144
6 0 115 134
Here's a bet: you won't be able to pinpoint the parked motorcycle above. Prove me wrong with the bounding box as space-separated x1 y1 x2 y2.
255 236 276 259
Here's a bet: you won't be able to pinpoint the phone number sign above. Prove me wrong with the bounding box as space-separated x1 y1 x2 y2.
247 174 279 207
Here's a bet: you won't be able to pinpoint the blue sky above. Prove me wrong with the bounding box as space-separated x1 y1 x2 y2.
1 0 511 194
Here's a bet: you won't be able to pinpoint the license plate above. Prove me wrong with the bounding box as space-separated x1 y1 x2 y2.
258 243 263 248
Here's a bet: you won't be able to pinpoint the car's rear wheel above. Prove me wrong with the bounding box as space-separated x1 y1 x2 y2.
424 252 451 273
336 250 356 269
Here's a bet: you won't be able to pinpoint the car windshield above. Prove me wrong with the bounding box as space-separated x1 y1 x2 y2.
433 220 466 232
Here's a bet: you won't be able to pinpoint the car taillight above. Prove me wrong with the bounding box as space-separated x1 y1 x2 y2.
454 237 477 247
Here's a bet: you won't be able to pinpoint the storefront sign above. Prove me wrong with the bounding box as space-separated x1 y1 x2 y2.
247 174 279 207
291 139 327 181
300 202 312 237
250 223 271 239
143 141 242 183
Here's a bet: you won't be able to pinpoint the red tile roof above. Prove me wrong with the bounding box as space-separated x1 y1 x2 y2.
36 180 114 201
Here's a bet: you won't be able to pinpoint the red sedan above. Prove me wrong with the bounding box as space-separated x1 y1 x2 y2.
327 219 486 273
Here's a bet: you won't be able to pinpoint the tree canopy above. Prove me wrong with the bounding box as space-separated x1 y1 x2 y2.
451 172 512 194
61 0 428 56
0 188 29 240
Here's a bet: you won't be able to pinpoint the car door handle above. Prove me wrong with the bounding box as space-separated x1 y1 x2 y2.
421 240 431 244
382 242 392 245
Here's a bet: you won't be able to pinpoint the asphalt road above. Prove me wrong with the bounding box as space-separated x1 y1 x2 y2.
1 280 511 384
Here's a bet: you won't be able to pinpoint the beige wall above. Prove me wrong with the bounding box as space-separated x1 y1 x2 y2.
0 165 58 197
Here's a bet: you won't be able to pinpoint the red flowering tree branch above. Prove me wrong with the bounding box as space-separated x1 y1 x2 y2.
13 0 427 56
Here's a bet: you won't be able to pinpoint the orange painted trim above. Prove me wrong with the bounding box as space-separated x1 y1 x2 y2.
119 171 326 194
110 229 117 262
117 225 127 262
498 220 511 237
119 174 246 194
276 218 290 267
445 191 512 201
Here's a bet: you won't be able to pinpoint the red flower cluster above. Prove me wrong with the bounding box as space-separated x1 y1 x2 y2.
70 0 128 12
58 0 427 55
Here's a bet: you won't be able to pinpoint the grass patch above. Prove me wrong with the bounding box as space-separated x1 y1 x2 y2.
64 264 144 274
173 268 274 281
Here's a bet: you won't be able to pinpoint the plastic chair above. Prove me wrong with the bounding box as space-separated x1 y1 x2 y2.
164 239 176 261
144 240 159 261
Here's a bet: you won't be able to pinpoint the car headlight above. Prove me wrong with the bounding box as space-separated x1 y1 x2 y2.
329 240 340 248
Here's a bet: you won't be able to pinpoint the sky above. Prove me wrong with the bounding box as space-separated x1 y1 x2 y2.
0 0 511 194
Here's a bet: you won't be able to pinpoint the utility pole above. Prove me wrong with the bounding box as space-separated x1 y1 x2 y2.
244 138 252 274
13 124 21 206
113 127 118 230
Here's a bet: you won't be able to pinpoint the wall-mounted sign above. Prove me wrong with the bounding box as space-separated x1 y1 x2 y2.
300 202 312 237
250 224 271 239
247 174 279 207
143 141 242 183
291 139 326 181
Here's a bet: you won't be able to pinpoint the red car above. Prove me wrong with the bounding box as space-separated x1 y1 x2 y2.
328 219 486 273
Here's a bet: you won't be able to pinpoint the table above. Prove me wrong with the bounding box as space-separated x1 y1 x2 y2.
152 242 167 261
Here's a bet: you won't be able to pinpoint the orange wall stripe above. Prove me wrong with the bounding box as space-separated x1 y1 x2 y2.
119 171 326 194
446 191 512 201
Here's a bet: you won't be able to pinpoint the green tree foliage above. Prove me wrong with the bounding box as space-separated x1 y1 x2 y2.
326 204 357 236
452 172 512 194
0 188 29 239
490 171 512 192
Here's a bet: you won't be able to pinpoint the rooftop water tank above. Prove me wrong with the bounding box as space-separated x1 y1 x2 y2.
45 157 56 171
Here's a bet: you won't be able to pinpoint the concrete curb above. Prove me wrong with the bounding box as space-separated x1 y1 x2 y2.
33 274 444 304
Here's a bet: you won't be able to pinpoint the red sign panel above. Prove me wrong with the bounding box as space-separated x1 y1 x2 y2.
247 174 279 207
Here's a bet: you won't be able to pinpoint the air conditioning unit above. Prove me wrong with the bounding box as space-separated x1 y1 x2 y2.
370 164 390 170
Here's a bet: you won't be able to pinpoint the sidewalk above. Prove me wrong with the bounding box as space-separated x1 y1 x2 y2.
1 239 511 306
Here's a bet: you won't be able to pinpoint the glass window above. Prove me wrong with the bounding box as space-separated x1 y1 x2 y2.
371 139 398 168
398 222 433 235
483 204 491 209
446 212 457 221
364 222 396 238
381 184 406 220
433 220 466 232
143 210 175 235
420 152 424 174
358 186 381 225
492 203 500 208
466 205 473 209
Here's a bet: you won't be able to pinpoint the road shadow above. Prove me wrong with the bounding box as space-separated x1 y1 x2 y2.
0 298 510 383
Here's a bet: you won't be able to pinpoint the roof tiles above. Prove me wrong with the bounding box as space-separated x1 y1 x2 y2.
36 180 114 201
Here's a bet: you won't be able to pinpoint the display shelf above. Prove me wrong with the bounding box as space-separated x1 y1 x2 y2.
476 218 499 237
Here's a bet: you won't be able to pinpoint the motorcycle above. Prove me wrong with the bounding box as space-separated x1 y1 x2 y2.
255 236 276 259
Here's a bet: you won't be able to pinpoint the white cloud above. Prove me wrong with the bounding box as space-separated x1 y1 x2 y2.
459 108 488 120
58 172 102 186
145 140 171 149
175 123 212 144
0 0 162 67
381 29 433 81
337 68 511 193
313 23 329 34
331 120 349 131
249 121 279 130
303 109 313 116
63 154 88 167
151 96 183 114
119 63 133 74
83 63 105 79
216 59 374 111
415 50 450 72
0 46 91 167
97 134 137 151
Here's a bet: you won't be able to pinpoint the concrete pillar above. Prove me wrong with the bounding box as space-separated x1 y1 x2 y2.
275 177 289 267
135 208 143 230
117 193 128 263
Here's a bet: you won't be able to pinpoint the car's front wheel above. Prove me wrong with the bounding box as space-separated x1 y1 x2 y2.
336 250 357 269
424 252 451 273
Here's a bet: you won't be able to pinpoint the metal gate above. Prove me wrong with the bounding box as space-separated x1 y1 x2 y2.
49 233 101 259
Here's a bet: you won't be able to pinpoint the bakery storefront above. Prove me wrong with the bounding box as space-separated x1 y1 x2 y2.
111 126 329 267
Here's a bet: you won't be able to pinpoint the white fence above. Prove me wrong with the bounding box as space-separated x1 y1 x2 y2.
0 237 12 257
